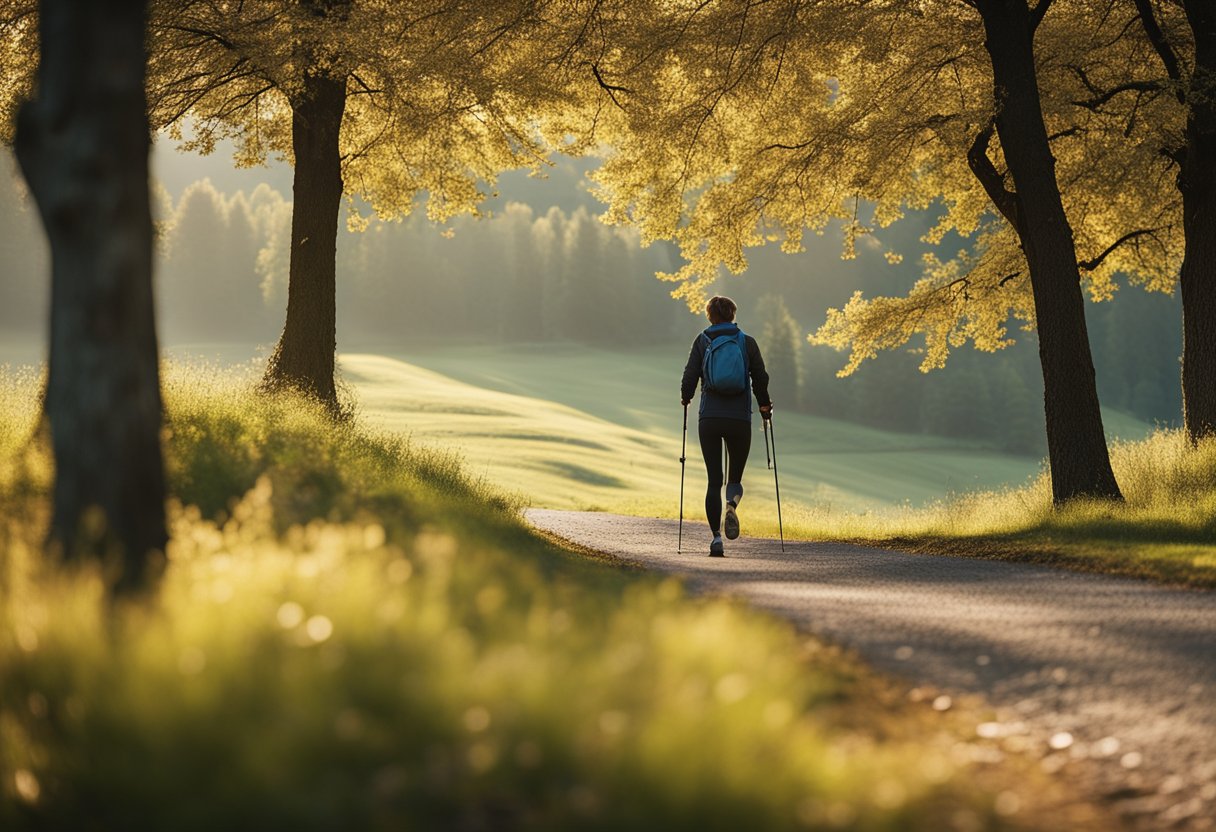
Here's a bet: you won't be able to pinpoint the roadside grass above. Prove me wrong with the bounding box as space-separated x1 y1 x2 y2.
766 431 1216 588
0 365 1108 830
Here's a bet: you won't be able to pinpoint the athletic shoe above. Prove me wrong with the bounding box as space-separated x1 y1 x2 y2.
710 535 724 557
724 502 740 540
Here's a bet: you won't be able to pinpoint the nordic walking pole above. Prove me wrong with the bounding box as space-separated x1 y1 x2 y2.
764 411 785 552
678 403 688 552
762 412 772 469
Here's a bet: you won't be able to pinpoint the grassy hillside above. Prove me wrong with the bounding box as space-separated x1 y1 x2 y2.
343 344 1062 516
2 340 1148 522
0 366 1109 829
335 345 1215 587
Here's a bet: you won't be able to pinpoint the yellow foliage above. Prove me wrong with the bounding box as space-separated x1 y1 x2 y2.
144 1 566 224
571 0 1185 368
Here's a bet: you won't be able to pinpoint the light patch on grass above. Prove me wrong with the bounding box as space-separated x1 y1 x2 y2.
772 431 1216 587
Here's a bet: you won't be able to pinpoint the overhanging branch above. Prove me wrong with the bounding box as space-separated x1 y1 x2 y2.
350 72 381 96
590 62 632 110
1070 78 1163 111
1078 228 1163 272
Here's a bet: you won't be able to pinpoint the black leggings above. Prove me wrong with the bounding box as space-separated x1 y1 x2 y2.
698 417 751 533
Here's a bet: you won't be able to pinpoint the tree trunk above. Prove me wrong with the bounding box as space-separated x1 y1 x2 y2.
263 71 347 410
14 0 167 589
1180 0 1216 442
977 0 1122 503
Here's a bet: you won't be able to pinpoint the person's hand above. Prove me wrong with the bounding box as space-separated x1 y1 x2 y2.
759 403 773 420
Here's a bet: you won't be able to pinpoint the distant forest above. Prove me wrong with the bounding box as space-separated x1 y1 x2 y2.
0 169 1181 457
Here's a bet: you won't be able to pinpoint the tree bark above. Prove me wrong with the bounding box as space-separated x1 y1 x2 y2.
263 70 347 410
976 0 1122 503
14 0 168 589
1180 0 1216 442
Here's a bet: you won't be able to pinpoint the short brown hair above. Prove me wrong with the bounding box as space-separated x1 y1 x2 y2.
706 296 737 324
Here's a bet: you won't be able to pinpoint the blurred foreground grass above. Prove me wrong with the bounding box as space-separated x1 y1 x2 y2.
0 365 1106 830
759 431 1216 589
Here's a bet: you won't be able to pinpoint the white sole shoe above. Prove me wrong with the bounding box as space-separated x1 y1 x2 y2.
724 504 740 540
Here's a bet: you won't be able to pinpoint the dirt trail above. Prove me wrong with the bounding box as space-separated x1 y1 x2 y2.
528 509 1216 830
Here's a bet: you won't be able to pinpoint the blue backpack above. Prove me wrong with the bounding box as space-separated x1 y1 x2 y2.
701 329 749 395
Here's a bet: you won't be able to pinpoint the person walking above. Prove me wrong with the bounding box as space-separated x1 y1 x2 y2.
681 296 772 557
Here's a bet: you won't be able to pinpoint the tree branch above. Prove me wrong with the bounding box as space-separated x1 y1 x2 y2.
966 121 1020 232
589 61 632 110
1070 78 1163 111
1132 0 1185 104
760 138 814 153
1029 0 1055 34
1067 62 1102 97
163 24 236 51
1078 228 1162 272
1048 125 1082 141
349 72 381 96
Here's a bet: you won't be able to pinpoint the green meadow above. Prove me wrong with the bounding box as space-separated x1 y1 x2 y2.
341 343 1058 514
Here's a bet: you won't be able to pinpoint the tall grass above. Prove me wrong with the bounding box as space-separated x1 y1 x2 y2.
0 364 1099 831
776 431 1216 586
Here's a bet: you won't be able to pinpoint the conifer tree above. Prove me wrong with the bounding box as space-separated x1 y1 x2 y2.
506 203 546 339
755 294 802 411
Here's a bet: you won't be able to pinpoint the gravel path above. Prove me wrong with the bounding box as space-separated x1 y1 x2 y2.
528 509 1216 830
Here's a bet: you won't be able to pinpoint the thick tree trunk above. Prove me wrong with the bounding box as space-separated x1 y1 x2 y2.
1180 0 1216 442
977 0 1122 503
263 71 347 410
14 0 167 589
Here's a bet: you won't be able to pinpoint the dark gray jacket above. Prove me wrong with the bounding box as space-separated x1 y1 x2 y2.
681 323 771 422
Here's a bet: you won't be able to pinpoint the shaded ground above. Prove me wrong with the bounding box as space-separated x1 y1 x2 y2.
529 509 1216 831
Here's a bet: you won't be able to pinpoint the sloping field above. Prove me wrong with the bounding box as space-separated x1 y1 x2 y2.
0 338 1150 517
343 345 1071 516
